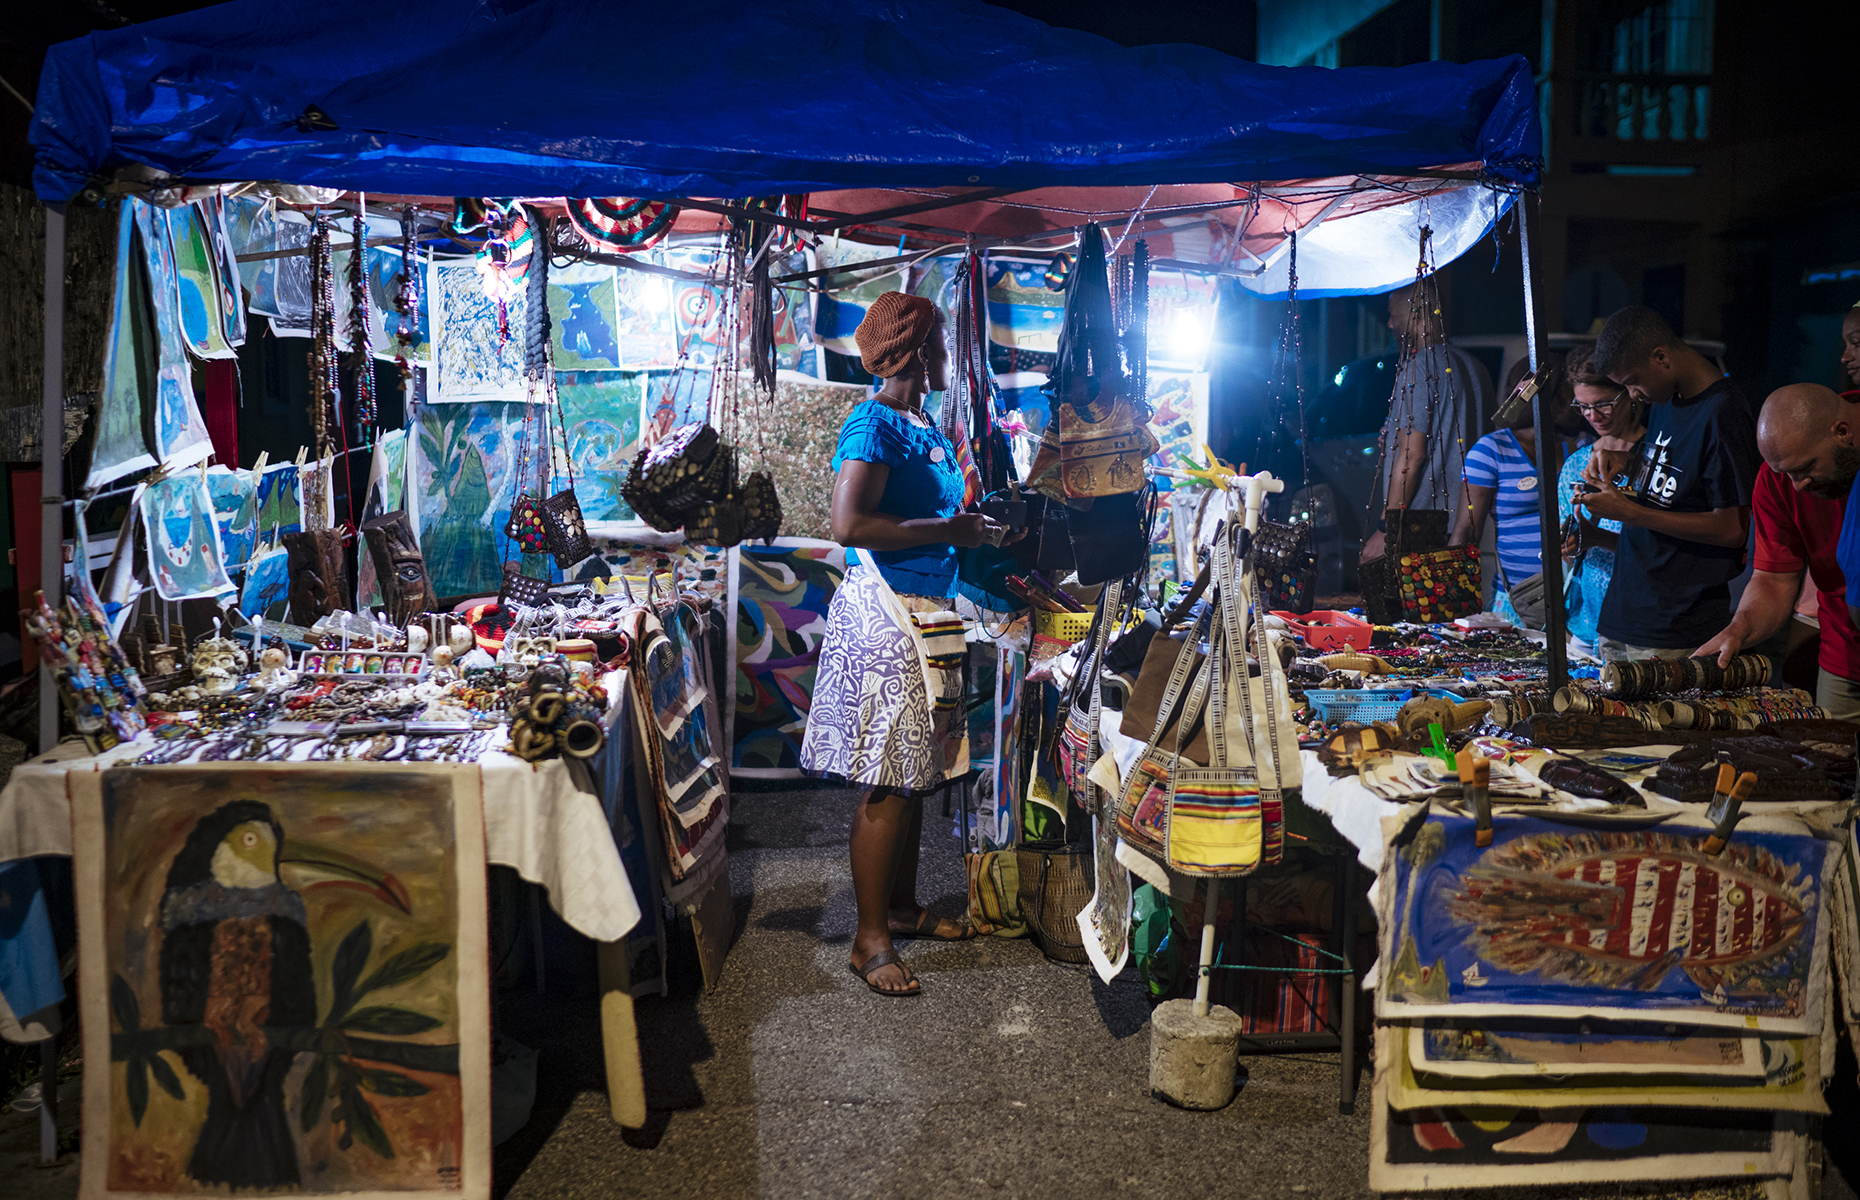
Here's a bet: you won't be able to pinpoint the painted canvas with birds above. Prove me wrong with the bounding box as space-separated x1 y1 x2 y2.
1379 810 1834 1035
72 765 490 1199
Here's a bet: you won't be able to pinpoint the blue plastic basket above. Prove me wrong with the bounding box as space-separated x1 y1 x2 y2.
1304 687 1463 724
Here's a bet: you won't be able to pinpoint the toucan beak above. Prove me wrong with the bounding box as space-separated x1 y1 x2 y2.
278 838 412 913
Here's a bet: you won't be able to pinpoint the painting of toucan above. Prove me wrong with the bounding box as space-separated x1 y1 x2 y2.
156 799 407 1189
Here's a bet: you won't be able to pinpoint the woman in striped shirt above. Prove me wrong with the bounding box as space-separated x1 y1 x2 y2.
1449 358 1573 624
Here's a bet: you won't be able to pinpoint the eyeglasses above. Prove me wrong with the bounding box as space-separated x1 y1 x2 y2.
1574 393 1628 415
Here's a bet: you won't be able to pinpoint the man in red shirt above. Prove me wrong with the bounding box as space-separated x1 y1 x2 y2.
1696 383 1860 718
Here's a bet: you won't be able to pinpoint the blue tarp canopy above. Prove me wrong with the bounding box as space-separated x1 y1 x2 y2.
31 0 1540 205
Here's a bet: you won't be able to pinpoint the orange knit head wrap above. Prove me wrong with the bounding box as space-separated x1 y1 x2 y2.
854 292 939 378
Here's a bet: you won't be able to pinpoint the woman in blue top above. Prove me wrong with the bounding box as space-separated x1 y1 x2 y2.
1557 345 1646 654
799 292 1008 997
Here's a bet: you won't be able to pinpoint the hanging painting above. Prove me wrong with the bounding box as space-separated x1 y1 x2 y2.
255 460 305 539
611 269 679 369
203 196 249 350
140 472 235 601
240 546 292 619
555 371 645 521
164 204 236 359
728 540 845 777
1147 370 1210 475
429 259 531 403
70 765 491 1200
233 202 314 338
90 202 158 488
812 240 910 360
984 256 1065 374
641 368 715 444
546 261 622 370
204 465 259 570
663 245 726 367
131 198 215 469
1380 811 1835 1034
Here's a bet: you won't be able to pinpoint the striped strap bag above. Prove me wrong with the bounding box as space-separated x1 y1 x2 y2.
1164 523 1270 877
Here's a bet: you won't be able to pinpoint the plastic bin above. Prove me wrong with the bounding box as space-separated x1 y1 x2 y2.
1304 686 1463 724
1274 609 1374 652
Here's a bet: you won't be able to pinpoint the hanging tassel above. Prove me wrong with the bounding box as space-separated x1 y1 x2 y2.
749 229 777 398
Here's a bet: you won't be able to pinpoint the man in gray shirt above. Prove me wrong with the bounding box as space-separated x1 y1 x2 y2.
1360 281 1491 562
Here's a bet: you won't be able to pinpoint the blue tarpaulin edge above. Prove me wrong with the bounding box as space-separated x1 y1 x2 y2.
31 0 1541 203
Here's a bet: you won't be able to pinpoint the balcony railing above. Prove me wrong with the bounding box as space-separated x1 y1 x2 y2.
1572 73 1711 142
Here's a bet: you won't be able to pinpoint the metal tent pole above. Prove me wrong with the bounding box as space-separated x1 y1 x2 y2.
1520 194 1569 691
40 204 66 754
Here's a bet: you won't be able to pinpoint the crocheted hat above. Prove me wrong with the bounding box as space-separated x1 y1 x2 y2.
855 292 938 378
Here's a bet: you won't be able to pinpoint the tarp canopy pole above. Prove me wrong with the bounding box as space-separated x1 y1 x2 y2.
1522 194 1569 691
40 203 65 754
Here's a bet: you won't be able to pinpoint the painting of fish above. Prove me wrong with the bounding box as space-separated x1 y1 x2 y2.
1380 812 1832 1033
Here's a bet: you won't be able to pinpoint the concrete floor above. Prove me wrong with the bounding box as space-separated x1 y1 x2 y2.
496 781 1372 1200
17 779 1860 1198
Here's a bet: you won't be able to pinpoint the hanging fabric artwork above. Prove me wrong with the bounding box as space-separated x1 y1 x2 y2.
139 472 235 601
89 202 159 488
163 203 237 359
203 465 258 570
254 459 304 537
428 259 531 403
239 545 291 618
131 200 214 469
728 539 845 776
1380 809 1835 1035
547 261 624 370
566 197 678 254
230 200 314 337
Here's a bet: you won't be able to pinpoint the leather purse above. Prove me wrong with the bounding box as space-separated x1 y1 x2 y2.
499 561 550 607
1067 485 1155 586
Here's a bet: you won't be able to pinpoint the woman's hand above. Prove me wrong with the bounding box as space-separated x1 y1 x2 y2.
941 512 1005 548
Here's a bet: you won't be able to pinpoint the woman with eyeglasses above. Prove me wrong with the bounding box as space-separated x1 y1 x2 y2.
1558 344 1648 653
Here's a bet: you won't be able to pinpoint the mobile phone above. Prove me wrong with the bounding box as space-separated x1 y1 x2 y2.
978 495 1028 533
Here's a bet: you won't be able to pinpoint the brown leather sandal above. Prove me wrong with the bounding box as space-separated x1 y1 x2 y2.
849 949 921 997
890 908 976 942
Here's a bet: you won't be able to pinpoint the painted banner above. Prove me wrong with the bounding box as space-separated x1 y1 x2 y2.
71 765 491 1199
728 539 845 776
139 472 234 601
1380 810 1834 1034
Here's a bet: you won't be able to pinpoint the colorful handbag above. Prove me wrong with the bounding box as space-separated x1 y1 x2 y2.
1395 544 1483 624
1054 581 1123 808
1253 519 1316 614
505 493 552 555
1115 602 1215 863
1055 390 1160 499
1359 506 1451 624
1165 529 1267 877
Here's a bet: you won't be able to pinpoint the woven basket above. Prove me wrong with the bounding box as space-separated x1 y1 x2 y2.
1016 842 1093 964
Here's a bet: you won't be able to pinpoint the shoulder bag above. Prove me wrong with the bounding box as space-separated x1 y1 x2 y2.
1054 580 1124 811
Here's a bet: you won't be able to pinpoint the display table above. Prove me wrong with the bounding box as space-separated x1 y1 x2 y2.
0 696 649 1148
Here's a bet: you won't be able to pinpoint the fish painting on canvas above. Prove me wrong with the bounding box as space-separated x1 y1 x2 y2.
1381 813 1830 1032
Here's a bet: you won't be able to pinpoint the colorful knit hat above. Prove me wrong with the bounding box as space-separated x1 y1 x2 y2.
855 292 939 378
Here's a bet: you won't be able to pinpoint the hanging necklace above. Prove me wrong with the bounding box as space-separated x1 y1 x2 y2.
349 197 377 428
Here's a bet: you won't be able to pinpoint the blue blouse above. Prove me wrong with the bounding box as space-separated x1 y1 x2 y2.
1557 444 1623 647
832 399 967 597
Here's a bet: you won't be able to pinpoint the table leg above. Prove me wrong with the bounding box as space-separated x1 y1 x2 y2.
596 939 648 1129
40 1036 57 1162
1335 850 1357 1115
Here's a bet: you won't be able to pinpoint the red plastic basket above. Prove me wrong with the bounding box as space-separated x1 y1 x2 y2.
1273 609 1374 652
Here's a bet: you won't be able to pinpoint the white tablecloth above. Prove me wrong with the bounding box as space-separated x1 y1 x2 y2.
0 738 641 943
